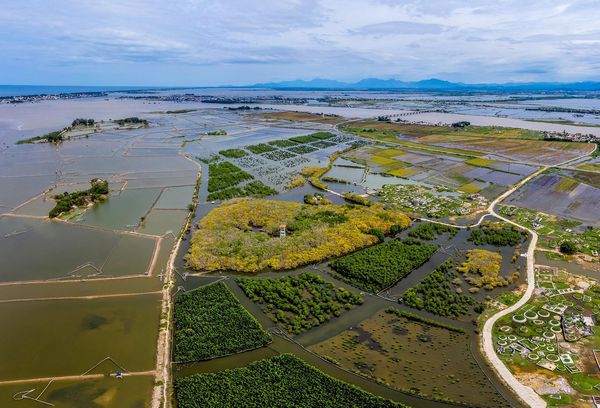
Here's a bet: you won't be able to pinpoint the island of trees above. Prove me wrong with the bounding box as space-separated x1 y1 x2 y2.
186 199 411 272
173 282 271 362
238 273 362 334
329 237 438 292
402 259 475 317
468 222 525 246
48 179 109 218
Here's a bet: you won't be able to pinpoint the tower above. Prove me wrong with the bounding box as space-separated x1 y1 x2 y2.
279 224 286 238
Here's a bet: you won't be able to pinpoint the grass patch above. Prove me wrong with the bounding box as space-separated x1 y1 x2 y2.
246 143 277 154
329 238 438 292
173 282 271 362
238 273 362 334
458 183 481 194
369 155 397 166
388 168 416 177
554 177 579 193
175 354 404 408
219 148 248 158
269 139 298 148
375 148 406 157
206 181 277 202
465 158 496 167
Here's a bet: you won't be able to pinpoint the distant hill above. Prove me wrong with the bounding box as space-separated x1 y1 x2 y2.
250 78 600 91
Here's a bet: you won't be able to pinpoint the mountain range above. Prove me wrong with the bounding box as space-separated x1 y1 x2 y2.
250 78 600 91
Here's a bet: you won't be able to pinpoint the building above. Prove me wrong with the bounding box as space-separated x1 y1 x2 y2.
279 224 286 238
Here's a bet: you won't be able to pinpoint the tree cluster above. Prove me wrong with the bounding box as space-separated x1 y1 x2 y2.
329 238 438 292
173 282 271 362
49 179 108 218
468 222 525 246
238 273 362 334
401 259 475 317
175 354 404 408
408 223 458 240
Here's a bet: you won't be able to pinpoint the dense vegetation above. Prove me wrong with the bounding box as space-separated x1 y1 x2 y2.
408 223 458 240
173 282 271 362
263 149 296 161
187 199 411 272
329 238 438 292
49 179 109 218
457 249 507 289
71 118 95 127
384 307 465 333
16 130 64 144
290 132 335 144
468 222 525 246
175 354 404 408
269 139 298 148
115 117 148 126
343 193 372 206
219 148 248 158
402 259 475 317
304 193 332 206
207 161 254 192
246 143 276 154
560 240 578 254
289 145 318 154
238 273 362 334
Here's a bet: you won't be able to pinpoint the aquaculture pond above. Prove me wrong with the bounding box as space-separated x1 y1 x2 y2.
0 100 201 406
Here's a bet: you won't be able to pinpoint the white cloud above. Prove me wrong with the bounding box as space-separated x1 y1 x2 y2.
0 0 599 85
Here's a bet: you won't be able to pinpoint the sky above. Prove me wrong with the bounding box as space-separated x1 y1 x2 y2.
1 0 599 86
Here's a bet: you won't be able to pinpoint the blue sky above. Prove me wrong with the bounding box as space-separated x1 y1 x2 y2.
1 0 599 86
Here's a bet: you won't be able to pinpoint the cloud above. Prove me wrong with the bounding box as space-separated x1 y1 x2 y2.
351 21 446 36
0 0 599 84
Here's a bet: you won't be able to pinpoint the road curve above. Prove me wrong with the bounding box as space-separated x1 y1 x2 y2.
481 209 546 408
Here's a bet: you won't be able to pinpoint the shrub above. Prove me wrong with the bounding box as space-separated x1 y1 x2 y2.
560 240 578 255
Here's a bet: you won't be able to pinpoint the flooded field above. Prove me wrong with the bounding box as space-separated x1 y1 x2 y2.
0 100 202 406
311 309 509 407
1 91 598 407
506 171 600 227
0 294 160 380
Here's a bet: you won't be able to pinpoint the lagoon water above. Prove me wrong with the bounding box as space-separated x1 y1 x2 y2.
2 88 596 407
